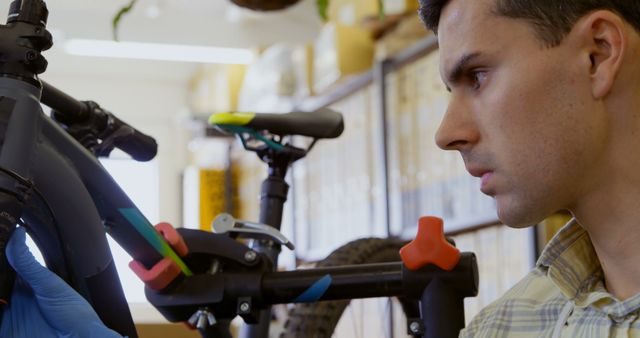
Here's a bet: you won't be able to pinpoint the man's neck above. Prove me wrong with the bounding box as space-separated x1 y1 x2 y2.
573 165 640 300
567 40 640 300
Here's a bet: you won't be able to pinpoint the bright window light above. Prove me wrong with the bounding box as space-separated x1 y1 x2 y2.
64 39 255 64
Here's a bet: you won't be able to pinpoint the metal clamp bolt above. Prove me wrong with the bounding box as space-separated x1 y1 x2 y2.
244 250 257 262
239 301 251 313
409 320 424 335
188 307 217 330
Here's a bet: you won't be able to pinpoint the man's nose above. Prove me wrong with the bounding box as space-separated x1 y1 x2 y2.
434 98 479 151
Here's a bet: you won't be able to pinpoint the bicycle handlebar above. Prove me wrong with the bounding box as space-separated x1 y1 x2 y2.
108 114 158 161
40 80 86 120
41 81 158 161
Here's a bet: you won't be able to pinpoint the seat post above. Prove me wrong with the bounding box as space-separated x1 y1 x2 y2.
259 163 289 233
243 141 305 264
253 149 295 264
240 148 300 338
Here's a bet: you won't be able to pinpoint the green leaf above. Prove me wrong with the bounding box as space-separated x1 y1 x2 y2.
112 0 137 41
377 0 385 22
317 0 329 22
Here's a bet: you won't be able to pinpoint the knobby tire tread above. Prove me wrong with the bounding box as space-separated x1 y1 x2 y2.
281 237 417 338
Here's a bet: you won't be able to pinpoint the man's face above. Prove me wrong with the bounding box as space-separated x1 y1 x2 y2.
435 0 609 227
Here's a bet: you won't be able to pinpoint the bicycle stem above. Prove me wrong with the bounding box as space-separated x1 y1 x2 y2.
1 0 51 87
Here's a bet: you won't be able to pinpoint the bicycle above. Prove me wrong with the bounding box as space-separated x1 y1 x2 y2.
0 1 479 337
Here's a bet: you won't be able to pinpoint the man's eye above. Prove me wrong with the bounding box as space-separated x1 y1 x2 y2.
470 70 487 90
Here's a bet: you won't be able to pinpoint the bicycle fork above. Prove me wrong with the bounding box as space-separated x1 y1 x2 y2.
0 0 52 313
0 181 31 305
0 78 46 309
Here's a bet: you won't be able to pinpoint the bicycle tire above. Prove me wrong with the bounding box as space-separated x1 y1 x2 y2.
281 237 419 338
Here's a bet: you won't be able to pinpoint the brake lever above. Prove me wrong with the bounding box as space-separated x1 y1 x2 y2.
212 213 295 250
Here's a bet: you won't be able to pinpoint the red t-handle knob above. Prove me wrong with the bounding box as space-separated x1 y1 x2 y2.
400 216 460 271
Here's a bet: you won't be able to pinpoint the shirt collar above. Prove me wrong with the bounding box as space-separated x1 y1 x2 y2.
536 218 640 316
536 218 602 303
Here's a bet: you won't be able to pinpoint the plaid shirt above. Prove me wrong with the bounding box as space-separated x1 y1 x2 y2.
460 219 640 337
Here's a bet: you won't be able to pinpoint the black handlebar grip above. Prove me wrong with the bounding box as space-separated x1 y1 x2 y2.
110 115 158 162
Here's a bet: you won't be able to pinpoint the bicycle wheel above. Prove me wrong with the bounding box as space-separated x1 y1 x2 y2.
281 238 420 338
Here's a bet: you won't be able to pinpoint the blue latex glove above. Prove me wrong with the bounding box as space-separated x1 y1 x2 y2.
0 227 123 338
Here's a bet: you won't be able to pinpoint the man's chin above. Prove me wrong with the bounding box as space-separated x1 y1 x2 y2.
495 202 545 228
501 220 537 229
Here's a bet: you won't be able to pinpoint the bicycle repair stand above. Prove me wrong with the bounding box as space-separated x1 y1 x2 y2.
142 216 479 338
132 132 479 338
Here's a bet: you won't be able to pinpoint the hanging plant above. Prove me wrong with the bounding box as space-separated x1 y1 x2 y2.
317 0 330 20
228 0 302 11
112 0 137 41
111 0 383 41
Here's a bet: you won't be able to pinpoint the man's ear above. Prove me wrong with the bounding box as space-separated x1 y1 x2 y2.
575 10 626 99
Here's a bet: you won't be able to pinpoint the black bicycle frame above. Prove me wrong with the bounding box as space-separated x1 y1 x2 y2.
0 78 167 338
0 1 179 336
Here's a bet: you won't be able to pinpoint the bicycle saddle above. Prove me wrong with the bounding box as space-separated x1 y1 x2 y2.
209 108 344 139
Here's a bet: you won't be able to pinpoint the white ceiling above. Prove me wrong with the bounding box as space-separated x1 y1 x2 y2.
3 0 323 83
43 0 322 47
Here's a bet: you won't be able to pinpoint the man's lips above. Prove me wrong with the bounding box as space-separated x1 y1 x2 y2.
466 167 492 178
466 167 494 193
480 172 493 191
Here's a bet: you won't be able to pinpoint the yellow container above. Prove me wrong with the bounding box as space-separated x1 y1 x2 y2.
313 22 374 93
328 0 419 25
292 43 316 97
382 0 420 16
188 64 247 113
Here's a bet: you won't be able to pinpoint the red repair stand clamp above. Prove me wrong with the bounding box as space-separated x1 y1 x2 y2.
400 217 473 338
400 216 460 271
129 222 189 290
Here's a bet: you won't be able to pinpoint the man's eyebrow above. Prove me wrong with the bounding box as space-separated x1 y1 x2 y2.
445 52 482 88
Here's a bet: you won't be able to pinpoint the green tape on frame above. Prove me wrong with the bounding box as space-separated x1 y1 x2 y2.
118 208 192 276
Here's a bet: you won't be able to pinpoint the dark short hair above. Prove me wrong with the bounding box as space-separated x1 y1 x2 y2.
419 0 640 46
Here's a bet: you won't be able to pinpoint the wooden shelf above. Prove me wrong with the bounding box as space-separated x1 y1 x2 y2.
297 71 374 112
298 35 438 112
